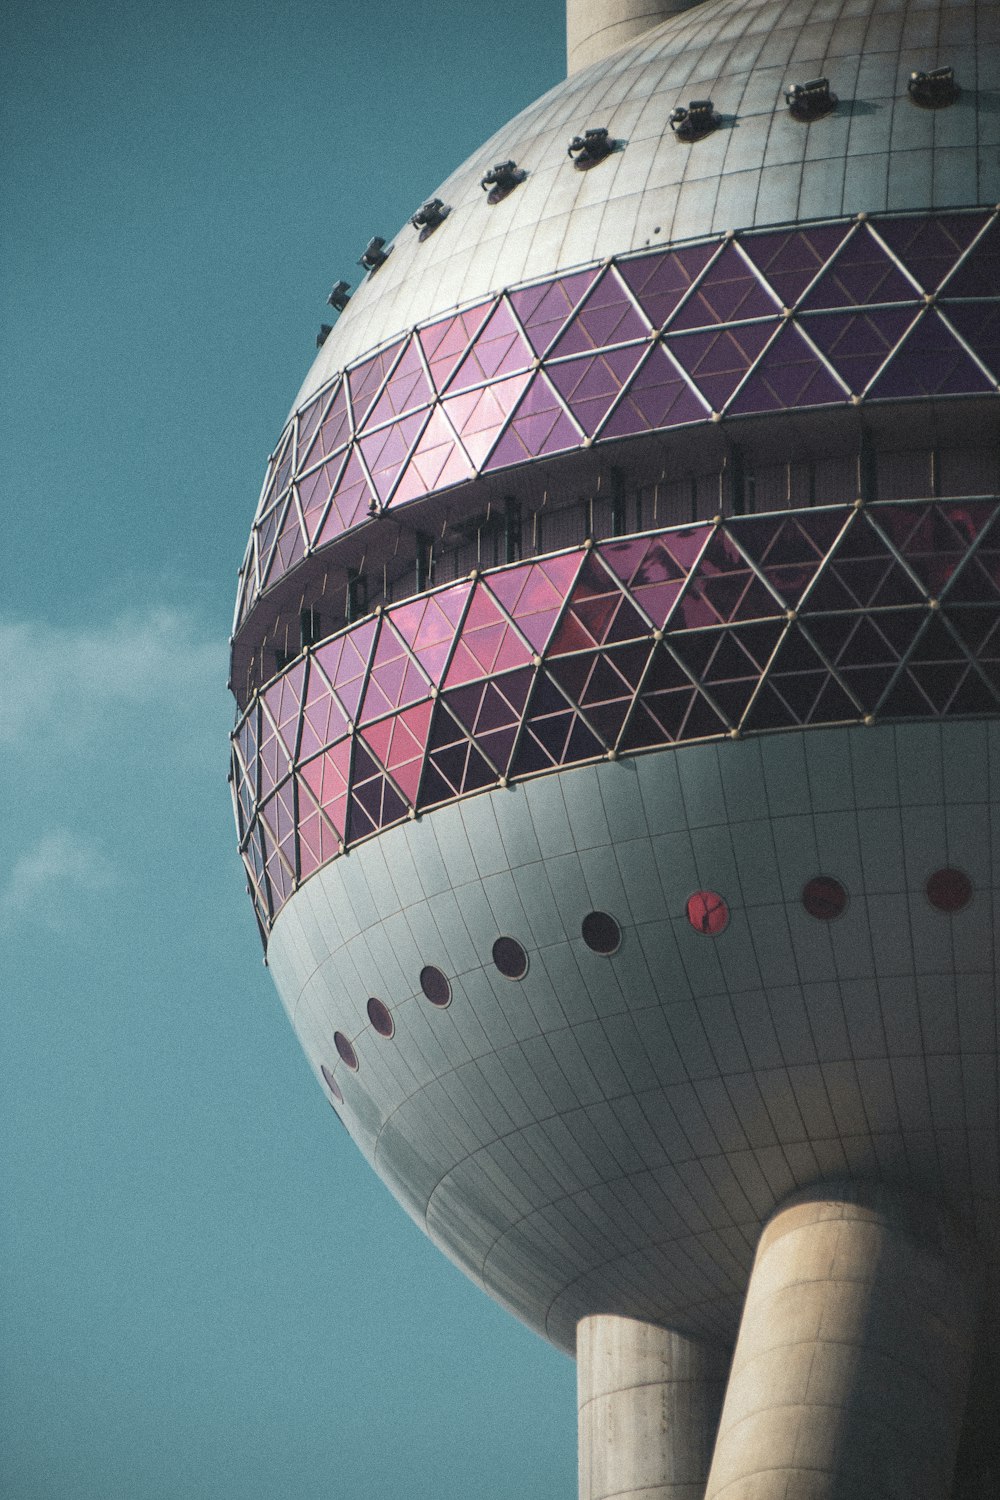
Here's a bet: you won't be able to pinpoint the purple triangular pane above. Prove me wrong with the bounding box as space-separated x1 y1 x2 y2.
939 219 1000 297
601 345 708 436
868 311 995 399
669 242 780 329
509 270 599 355
800 228 919 309
450 300 531 390
873 214 991 295
739 224 851 308
348 342 403 427
617 243 717 330
365 338 433 427
484 373 579 469
546 345 647 436
726 323 847 413
666 323 776 410
798 307 916 394
358 410 429 503
550 268 649 356
940 303 1000 384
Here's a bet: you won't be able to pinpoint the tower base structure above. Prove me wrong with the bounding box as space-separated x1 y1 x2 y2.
579 1184 983 1500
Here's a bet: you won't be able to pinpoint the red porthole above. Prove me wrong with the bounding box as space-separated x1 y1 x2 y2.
420 965 452 1006
321 1063 343 1101
334 1031 358 1070
367 996 394 1037
802 875 848 921
492 936 528 979
926 867 972 913
686 890 729 935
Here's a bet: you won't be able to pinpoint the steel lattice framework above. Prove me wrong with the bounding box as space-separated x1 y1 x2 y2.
235 208 1000 627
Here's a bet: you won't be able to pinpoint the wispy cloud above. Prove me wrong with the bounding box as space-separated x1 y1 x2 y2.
0 829 116 929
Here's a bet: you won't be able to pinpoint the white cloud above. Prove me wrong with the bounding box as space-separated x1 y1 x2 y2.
0 829 116 928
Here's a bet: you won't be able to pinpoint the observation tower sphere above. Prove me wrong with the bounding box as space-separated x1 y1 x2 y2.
230 1 1000 1494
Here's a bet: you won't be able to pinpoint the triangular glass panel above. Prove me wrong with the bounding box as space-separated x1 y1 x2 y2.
300 659 351 759
484 372 581 469
939 217 1000 298
805 674 861 724
600 344 709 437
298 451 349 543
675 530 781 627
874 501 993 599
797 307 916 395
669 241 781 329
726 322 847 413
867 311 995 400
448 300 531 391
488 553 581 651
360 699 433 805
314 618 377 720
365 338 433 427
299 738 352 838
358 617 431 721
549 267 649 355
733 512 846 609
314 449 377 544
937 302 1000 386
600 530 705 627
443 583 533 684
262 660 305 761
441 372 532 469
388 584 468 685
665 322 776 411
256 498 287 588
546 345 648 436
738 223 852 308
548 553 646 653
872 213 990 296
947 667 1000 715
391 405 475 505
358 409 429 504
301 381 350 468
272 506 306 579
347 341 404 427
513 673 605 772
617 242 718 331
741 678 807 732
348 740 408 840
296 780 342 878
296 383 335 465
509 269 600 355
799 227 920 309
418 302 494 393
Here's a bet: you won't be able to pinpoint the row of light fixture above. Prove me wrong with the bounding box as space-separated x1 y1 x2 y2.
315 65 960 347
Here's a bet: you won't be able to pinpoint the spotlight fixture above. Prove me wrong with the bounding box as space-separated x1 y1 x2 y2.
567 127 614 169
480 160 527 204
784 77 838 120
668 100 721 141
316 324 332 348
326 280 352 312
410 198 450 240
358 236 390 274
908 66 959 108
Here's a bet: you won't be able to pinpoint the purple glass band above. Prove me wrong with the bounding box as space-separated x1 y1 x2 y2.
235 210 1000 628
233 498 1000 938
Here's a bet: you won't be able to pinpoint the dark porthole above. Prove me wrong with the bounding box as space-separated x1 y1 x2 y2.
926 867 973 913
802 875 848 921
685 890 729 936
581 910 622 955
492 935 528 980
420 965 452 1006
321 1063 343 1102
367 996 395 1037
334 1031 359 1070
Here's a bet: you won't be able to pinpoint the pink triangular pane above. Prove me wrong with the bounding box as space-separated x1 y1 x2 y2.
739 224 850 308
273 508 307 577
448 301 531 391
365 338 433 427
868 311 994 399
296 790 341 878
358 410 429 503
800 227 920 309
296 384 334 463
299 741 351 837
547 345 647 436
726 323 847 413
666 323 776 410
602 344 708 436
669 242 780 329
484 372 579 469
315 450 375 544
798 307 916 395
303 382 350 467
509 269 599 354
442 372 531 469
390 585 469 684
298 452 348 542
347 341 403 426
264 664 303 750
391 406 474 504
300 668 350 758
323 618 377 718
418 302 493 392
617 243 717 330
873 213 990 295
258 498 291 588
549 267 649 356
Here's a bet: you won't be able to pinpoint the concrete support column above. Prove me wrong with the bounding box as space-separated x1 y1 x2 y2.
704 1183 982 1500
566 1 705 75
578 1314 728 1500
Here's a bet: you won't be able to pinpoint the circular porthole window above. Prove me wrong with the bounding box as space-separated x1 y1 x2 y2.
492 935 529 979
926 867 972 913
581 910 622 955
685 890 729 935
420 965 452 1006
333 1031 359 1070
802 875 848 921
367 996 394 1037
321 1063 344 1101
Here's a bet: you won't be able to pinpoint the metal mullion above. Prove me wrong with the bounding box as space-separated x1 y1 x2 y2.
864 220 935 298
425 295 496 398
586 540 665 633
355 705 431 811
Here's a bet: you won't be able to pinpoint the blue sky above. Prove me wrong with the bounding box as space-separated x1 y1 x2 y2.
1 4 575 1495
